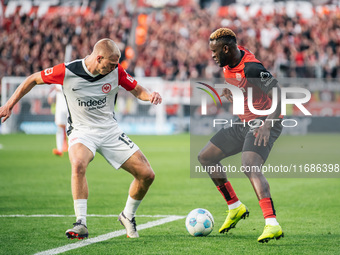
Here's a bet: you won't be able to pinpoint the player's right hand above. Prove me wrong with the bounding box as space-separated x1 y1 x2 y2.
0 105 12 123
149 92 162 105
220 88 233 103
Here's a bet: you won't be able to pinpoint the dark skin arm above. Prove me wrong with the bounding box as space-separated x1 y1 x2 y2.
253 83 282 146
221 83 282 147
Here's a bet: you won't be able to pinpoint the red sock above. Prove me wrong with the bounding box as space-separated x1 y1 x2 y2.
259 197 276 218
217 181 239 205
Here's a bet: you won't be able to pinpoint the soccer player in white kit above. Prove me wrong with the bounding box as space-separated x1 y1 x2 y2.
0 39 162 239
48 84 68 156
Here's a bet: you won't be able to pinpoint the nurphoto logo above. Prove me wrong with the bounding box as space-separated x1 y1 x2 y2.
196 82 312 128
197 82 311 116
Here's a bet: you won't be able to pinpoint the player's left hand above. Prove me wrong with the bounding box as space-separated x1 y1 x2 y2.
253 126 271 146
150 92 162 105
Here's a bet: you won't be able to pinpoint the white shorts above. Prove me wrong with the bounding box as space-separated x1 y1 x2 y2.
68 125 139 169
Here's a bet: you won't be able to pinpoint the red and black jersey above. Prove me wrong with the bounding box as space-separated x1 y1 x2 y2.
223 46 278 121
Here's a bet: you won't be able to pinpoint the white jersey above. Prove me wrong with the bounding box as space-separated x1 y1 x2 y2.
41 59 137 133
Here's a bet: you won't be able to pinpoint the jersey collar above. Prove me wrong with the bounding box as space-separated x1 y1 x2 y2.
82 58 100 78
226 50 245 70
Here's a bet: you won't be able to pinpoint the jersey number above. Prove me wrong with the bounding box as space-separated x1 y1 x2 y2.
119 133 134 148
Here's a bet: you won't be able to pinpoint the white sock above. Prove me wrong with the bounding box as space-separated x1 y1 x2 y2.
123 195 142 220
56 126 64 152
265 217 279 226
228 200 242 210
74 199 87 225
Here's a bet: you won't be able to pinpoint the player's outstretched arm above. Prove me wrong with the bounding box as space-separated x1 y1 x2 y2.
129 84 162 105
0 72 44 123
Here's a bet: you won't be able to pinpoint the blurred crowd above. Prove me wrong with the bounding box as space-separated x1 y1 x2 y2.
0 3 339 82
134 5 340 80
0 3 132 78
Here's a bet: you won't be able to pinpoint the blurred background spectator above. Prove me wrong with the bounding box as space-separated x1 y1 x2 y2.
0 0 339 82
0 2 132 80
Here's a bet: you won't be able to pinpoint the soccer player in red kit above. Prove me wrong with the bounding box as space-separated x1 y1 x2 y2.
198 28 284 242
0 39 162 239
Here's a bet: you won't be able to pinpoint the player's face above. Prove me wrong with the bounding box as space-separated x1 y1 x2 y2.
209 40 229 67
98 55 120 75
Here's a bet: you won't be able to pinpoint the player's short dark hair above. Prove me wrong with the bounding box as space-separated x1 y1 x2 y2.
210 28 237 46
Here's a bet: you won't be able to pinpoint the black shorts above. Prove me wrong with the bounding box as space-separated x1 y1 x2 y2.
210 118 283 162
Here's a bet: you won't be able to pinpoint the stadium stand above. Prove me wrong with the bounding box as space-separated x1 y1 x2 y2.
0 0 339 135
0 1 132 81
0 1 339 83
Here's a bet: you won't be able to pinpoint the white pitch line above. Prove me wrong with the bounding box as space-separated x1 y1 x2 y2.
34 215 185 255
0 214 184 218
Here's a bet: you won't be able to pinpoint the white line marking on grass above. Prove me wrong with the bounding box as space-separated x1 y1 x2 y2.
0 214 76 218
0 144 3 149
0 214 184 218
34 215 185 255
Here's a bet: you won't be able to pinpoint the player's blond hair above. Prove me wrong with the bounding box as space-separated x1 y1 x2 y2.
210 28 237 43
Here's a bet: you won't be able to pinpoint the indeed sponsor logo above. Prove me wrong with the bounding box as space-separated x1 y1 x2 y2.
78 97 107 107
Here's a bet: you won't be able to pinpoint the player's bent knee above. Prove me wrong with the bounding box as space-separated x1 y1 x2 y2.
142 168 155 185
198 149 216 165
198 149 208 164
242 152 264 167
70 159 87 176
242 162 265 179
198 142 226 166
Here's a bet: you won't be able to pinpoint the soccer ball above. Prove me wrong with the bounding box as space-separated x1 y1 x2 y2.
185 208 214 236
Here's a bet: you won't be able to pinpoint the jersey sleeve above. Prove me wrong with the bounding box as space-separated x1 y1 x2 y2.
41 63 66 85
118 64 137 91
244 62 278 94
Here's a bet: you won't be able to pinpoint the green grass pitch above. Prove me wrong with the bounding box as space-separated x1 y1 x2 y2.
0 133 339 254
